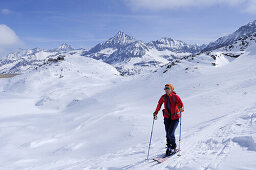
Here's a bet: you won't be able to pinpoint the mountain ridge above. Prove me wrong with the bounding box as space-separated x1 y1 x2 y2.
1 20 256 75
202 20 256 52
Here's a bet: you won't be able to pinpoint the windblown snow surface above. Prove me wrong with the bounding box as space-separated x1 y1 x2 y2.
0 44 256 170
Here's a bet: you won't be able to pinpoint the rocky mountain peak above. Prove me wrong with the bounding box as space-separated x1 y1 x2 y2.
57 43 73 51
108 31 136 45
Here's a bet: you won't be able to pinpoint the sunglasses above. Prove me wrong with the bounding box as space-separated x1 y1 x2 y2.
164 87 171 90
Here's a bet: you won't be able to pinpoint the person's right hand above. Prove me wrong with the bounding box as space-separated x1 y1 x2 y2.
153 112 157 120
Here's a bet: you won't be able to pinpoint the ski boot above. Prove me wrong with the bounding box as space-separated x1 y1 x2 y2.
165 144 172 156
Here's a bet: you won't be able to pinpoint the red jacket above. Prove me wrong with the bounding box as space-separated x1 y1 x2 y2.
155 92 184 120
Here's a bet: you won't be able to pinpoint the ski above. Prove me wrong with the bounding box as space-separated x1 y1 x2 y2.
153 149 180 163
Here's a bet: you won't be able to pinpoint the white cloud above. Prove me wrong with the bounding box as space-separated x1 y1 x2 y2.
1 9 12 15
125 0 256 14
0 24 23 57
242 0 256 14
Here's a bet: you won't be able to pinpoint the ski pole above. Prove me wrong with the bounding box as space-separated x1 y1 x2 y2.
146 116 157 160
177 108 182 156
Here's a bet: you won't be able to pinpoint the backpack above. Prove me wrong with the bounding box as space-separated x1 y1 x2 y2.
162 91 183 116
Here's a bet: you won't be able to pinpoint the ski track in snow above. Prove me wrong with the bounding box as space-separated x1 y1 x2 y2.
51 103 256 169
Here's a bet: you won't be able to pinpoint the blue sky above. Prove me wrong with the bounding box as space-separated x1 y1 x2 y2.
0 0 256 56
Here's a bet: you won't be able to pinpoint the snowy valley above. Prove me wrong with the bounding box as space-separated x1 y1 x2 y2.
0 20 256 169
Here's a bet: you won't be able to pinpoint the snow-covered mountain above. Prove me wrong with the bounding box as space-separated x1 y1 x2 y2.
160 29 256 74
82 31 200 75
202 20 256 52
83 31 149 64
86 31 137 53
0 32 203 76
147 37 205 53
1 20 256 76
55 43 73 51
85 31 202 59
221 31 256 52
0 44 84 74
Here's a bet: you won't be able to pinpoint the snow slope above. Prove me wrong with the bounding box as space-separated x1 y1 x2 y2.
0 39 256 169
1 53 121 114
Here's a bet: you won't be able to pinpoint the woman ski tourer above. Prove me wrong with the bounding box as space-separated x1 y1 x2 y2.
153 84 184 156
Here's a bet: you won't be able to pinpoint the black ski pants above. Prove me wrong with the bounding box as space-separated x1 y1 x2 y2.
164 117 179 149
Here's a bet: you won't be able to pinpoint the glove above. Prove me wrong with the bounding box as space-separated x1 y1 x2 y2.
153 112 158 120
179 107 184 112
